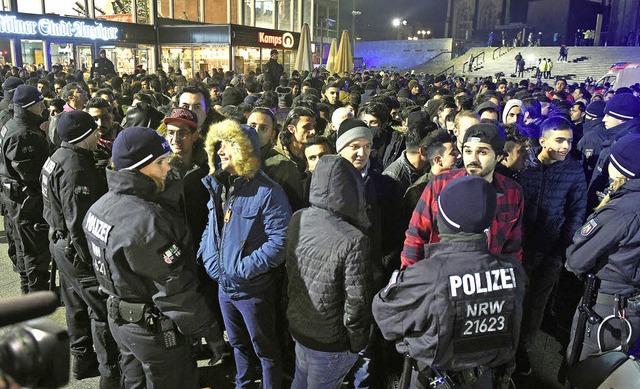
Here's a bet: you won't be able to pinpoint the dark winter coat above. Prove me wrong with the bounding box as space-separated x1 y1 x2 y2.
566 179 640 296
587 117 640 211
285 155 372 353
520 151 587 255
382 151 428 196
577 119 606 183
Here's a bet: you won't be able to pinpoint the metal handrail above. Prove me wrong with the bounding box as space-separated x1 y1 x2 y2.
492 45 515 60
493 47 501 60
436 64 454 77
463 51 485 73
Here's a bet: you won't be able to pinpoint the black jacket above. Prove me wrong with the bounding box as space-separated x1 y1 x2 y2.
520 151 587 255
0 105 49 193
566 179 640 296
373 239 526 371
263 58 284 85
83 169 214 337
383 151 428 196
91 56 116 77
285 155 372 353
41 143 107 265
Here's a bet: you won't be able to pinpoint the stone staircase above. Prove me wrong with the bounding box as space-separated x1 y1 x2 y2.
409 46 640 84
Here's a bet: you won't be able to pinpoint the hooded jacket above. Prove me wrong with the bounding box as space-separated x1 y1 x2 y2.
199 120 292 298
502 99 524 124
286 155 372 352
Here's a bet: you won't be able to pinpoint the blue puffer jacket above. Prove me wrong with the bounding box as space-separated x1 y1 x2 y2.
199 171 291 298
520 151 587 255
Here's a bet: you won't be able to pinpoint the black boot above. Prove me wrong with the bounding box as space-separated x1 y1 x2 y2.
72 353 100 380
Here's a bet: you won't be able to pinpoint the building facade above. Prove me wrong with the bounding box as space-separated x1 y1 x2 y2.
0 0 339 77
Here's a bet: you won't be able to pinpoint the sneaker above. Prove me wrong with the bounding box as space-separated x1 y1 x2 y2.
72 353 100 380
515 350 532 376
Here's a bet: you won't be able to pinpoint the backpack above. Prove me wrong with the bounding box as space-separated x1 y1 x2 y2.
373 246 526 372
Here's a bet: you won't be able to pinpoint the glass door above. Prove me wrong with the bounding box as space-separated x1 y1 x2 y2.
75 44 93 78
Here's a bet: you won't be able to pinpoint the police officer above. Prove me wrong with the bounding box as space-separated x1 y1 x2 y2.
566 133 640 362
83 126 224 388
41 110 120 386
373 176 526 389
0 85 51 293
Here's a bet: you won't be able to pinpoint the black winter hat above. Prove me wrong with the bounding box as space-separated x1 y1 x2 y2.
122 102 165 130
112 126 171 170
437 175 497 234
336 118 373 152
603 93 640 121
463 122 506 154
2 76 23 92
57 111 98 144
221 87 244 107
585 100 606 119
12 85 44 108
610 133 640 179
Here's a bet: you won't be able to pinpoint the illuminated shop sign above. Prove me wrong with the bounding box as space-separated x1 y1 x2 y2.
0 14 119 41
258 31 295 49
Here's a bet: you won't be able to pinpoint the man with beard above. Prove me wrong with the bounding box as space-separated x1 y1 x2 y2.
86 97 123 168
402 122 524 268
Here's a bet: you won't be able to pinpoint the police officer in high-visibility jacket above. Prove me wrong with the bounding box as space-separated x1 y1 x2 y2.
41 110 120 386
83 126 224 388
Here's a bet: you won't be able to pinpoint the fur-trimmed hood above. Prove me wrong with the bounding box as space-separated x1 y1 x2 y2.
205 119 261 178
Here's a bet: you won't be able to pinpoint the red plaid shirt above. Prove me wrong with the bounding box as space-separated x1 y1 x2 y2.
401 169 524 267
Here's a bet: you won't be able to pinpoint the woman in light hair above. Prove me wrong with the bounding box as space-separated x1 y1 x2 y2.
566 133 640 362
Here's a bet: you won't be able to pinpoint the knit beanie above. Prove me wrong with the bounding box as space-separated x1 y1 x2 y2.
603 93 640 121
336 118 373 152
475 101 501 117
12 85 44 108
437 175 497 234
2 76 23 92
57 111 98 144
408 80 419 90
610 133 640 179
112 126 171 170
463 122 506 154
585 100 606 119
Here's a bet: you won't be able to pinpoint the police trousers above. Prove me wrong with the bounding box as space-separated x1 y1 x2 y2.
2 194 50 292
108 316 198 389
567 298 640 362
51 238 120 378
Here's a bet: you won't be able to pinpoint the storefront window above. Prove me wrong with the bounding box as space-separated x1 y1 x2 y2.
242 0 251 26
194 46 229 74
0 38 12 66
21 40 45 68
50 43 75 67
44 0 89 17
255 0 274 29
161 46 194 79
0 0 11 11
95 0 153 24
235 46 262 74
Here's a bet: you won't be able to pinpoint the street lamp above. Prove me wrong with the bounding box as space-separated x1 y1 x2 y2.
392 18 407 40
418 30 426 39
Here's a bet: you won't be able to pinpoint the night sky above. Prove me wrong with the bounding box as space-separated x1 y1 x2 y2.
343 0 448 41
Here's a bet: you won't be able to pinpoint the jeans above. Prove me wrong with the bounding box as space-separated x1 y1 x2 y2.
290 343 357 389
219 285 282 388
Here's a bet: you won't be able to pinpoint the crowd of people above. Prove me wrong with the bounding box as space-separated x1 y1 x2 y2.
0 53 640 389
